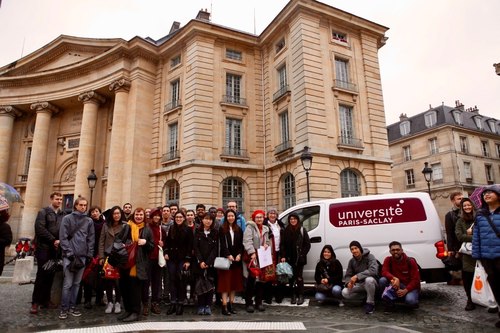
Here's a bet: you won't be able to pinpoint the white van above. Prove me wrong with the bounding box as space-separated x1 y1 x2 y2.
278 192 447 284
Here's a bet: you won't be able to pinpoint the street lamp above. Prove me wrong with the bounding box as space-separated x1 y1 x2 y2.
300 146 313 202
421 162 433 197
87 169 98 207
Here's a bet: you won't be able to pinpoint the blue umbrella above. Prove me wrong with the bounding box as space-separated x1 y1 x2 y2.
0 182 23 206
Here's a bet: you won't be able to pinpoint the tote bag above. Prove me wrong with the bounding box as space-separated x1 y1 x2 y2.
158 228 166 267
12 256 34 284
471 261 497 308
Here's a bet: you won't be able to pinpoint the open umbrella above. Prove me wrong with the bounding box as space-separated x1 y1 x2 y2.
469 184 500 209
0 182 23 206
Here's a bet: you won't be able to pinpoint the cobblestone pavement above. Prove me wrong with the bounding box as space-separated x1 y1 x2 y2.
1 263 499 333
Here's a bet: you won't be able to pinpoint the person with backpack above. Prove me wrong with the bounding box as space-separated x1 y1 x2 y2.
379 241 421 311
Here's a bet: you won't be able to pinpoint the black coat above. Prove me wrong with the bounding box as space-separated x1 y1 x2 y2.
193 228 218 274
281 225 311 266
0 221 12 276
116 223 154 281
166 223 193 263
219 226 244 267
34 207 65 252
314 259 343 286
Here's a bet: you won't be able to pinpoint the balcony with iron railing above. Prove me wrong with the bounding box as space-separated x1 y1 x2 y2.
275 140 292 155
221 147 249 160
333 80 358 93
161 150 180 164
273 84 290 102
222 95 247 106
337 136 364 150
164 99 182 115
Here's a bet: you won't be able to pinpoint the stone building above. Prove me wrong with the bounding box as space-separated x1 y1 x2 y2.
387 101 500 221
0 0 393 240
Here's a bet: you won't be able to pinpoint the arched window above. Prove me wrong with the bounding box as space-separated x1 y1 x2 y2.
222 178 244 213
165 180 180 205
340 169 361 197
282 173 296 210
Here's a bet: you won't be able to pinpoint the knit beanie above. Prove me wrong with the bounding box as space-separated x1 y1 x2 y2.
349 240 363 253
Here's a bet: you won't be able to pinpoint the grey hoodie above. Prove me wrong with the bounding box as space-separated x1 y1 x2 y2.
59 211 95 260
344 248 379 282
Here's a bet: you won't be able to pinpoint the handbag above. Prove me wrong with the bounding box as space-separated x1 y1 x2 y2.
315 283 332 293
108 240 128 268
458 242 472 255
82 257 100 286
195 270 214 295
126 241 138 269
12 256 34 284
69 256 85 273
247 258 261 279
103 258 120 280
214 257 231 270
471 261 498 308
158 228 166 267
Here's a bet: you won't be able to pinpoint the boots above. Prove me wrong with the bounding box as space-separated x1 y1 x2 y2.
296 279 305 305
228 302 236 314
176 304 184 315
222 304 231 316
166 304 176 315
297 295 304 305
290 293 297 304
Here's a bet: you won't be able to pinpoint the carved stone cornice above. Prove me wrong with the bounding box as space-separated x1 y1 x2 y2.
78 90 106 104
109 78 131 93
0 105 22 118
29 101 60 115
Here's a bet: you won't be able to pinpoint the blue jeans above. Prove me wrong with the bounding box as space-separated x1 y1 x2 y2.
315 284 342 302
61 257 85 311
379 277 419 306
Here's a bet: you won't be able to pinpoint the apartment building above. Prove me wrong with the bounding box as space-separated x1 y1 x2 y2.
0 0 392 240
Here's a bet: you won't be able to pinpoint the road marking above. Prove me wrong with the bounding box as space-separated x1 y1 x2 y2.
43 321 306 332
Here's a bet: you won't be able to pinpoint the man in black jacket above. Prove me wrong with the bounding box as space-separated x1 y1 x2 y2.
444 191 463 285
30 192 65 314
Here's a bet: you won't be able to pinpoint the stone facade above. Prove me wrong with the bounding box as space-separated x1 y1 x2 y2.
387 101 500 223
0 0 392 240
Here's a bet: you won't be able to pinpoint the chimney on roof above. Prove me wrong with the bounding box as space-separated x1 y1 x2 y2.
196 8 211 21
466 105 479 114
399 113 408 121
169 21 180 34
455 100 465 111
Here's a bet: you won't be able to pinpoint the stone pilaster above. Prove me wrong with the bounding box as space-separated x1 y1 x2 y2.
20 102 59 239
0 106 22 182
73 91 105 202
105 78 130 208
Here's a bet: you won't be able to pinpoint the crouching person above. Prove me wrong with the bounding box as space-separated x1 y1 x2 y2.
341 241 379 314
314 245 343 306
379 241 420 311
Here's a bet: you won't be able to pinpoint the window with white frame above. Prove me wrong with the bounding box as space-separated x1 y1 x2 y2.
474 116 483 130
487 120 498 133
282 173 296 210
225 73 242 104
459 136 468 153
400 121 410 136
340 169 361 197
225 118 242 155
464 161 472 180
226 49 242 61
405 169 415 186
170 79 180 109
403 146 412 161
424 111 437 127
339 105 355 145
485 164 493 182
432 163 443 181
165 180 180 204
452 111 463 125
279 111 290 146
335 58 350 89
429 138 439 155
278 65 287 89
482 141 490 157
167 122 178 159
222 178 244 213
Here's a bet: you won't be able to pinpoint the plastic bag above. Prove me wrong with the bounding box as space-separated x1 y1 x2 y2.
471 261 497 308
458 242 472 255
12 256 34 284
158 246 166 268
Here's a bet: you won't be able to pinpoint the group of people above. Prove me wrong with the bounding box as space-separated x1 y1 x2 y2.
444 185 500 329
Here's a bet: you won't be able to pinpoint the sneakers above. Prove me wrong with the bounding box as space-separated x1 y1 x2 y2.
364 303 375 314
151 302 161 314
30 304 39 315
69 308 82 317
197 306 205 315
338 301 345 307
204 305 212 315
105 302 114 314
114 303 121 314
58 311 68 320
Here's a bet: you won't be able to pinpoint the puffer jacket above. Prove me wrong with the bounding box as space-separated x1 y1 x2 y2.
344 248 379 282
472 184 500 260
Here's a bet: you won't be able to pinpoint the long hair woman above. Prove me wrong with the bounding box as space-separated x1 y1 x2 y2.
116 208 154 322
165 211 193 315
217 209 244 315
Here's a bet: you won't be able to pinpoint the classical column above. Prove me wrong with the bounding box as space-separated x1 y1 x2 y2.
105 78 130 208
0 106 22 182
73 91 105 202
20 102 59 239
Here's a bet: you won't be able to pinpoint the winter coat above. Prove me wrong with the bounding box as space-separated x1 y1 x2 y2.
34 206 65 252
165 223 193 263
193 228 219 274
116 223 154 281
344 248 379 282
280 225 311 267
314 258 343 286
0 220 12 276
445 207 461 252
59 211 95 261
98 221 125 258
472 207 500 260
90 217 105 257
455 216 476 272
243 221 270 256
381 252 421 292
219 225 243 267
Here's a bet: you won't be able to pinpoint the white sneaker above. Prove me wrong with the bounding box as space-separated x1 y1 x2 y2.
338 301 345 307
105 302 114 314
114 302 121 314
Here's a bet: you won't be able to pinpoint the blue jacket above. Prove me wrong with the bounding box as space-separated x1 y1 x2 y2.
472 184 500 260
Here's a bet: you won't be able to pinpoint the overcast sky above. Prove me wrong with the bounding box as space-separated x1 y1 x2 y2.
0 0 499 125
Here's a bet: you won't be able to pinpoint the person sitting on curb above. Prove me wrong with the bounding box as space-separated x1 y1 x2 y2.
379 241 420 311
341 240 379 314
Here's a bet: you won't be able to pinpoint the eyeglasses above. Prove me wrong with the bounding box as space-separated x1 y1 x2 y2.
483 190 494 196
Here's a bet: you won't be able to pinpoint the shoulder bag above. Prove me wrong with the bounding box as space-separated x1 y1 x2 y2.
158 227 166 267
214 233 231 270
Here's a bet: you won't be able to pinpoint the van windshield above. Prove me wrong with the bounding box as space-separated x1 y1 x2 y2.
282 205 320 232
